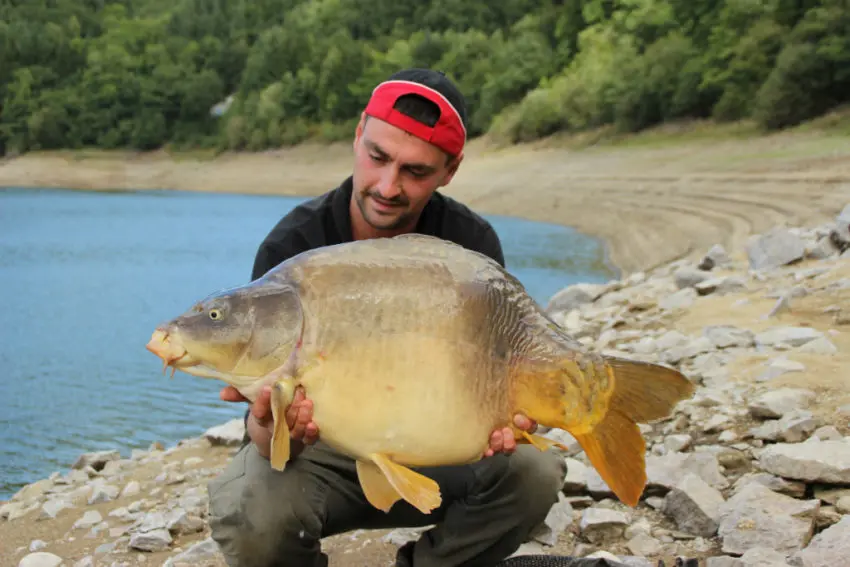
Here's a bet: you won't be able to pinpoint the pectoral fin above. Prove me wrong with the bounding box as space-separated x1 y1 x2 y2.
269 378 297 471
356 460 402 512
368 453 442 515
517 430 572 453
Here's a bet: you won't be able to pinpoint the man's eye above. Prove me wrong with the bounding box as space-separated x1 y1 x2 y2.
370 153 385 162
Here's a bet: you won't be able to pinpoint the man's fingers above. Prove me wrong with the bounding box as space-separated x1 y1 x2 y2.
303 422 319 445
220 386 248 403
502 427 516 453
251 386 272 421
489 430 503 454
513 413 537 433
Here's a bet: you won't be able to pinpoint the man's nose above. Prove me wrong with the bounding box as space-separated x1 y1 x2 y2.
375 167 402 199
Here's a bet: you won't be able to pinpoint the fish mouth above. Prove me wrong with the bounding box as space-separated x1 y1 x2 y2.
146 328 196 377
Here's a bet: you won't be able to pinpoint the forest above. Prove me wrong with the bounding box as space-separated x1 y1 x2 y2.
1 0 848 155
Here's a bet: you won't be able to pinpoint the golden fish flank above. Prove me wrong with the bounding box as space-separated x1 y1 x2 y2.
146 233 695 515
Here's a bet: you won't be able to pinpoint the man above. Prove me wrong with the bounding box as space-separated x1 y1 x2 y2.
207 68 567 567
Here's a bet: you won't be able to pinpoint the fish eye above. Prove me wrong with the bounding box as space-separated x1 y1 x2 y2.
209 308 223 321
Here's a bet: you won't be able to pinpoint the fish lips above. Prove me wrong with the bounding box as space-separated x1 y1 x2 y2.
146 328 194 373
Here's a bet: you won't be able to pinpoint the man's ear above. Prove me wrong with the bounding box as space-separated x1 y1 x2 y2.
353 112 367 150
440 151 464 187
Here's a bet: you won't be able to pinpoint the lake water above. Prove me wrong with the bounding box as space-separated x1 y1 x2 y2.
0 187 617 499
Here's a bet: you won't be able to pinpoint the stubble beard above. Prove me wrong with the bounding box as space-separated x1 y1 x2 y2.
355 190 415 232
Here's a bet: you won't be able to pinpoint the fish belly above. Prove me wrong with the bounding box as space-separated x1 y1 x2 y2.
299 334 501 467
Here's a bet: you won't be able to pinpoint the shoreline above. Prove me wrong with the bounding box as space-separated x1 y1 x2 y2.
2 123 849 276
2 211 849 566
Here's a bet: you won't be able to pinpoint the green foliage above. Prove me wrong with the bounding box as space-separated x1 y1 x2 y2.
1 0 848 156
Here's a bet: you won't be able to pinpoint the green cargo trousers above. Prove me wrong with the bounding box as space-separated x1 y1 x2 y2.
207 439 567 567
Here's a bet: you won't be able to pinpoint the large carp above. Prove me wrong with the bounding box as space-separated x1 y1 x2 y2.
146 233 694 514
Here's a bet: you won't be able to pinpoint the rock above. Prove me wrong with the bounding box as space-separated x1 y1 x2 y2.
732 473 806 498
662 473 725 537
38 498 72 520
788 515 850 567
758 440 850 483
17 552 63 567
626 533 663 556
812 426 843 441
706 557 744 567
699 244 731 270
806 235 841 259
662 336 716 365
757 357 806 382
383 527 428 546
87 482 119 505
546 283 606 313
813 487 850 506
696 275 748 296
675 267 713 289
717 484 819 556
129 528 173 551
748 388 816 419
815 506 842 529
660 288 698 311
750 410 821 443
705 326 755 349
72 510 103 530
837 203 850 227
646 451 730 491
166 509 205 535
739 547 793 566
203 419 246 446
562 458 588 493
796 336 838 354
746 228 806 271
163 538 222 566
532 492 574 546
755 327 824 348
121 481 141 498
71 450 121 471
508 541 547 558
664 434 693 453
579 508 630 544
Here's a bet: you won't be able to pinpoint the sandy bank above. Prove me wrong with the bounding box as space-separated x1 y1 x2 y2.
2 127 849 275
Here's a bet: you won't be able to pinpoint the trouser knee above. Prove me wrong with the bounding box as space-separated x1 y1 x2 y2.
519 449 566 516
490 447 566 524
207 444 327 567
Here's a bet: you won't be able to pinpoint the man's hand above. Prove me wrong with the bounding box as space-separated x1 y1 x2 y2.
483 413 537 458
220 385 319 460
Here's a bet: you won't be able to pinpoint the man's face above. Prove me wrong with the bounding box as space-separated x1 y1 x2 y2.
351 114 462 233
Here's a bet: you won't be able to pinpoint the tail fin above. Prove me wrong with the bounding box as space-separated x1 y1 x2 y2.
573 357 694 506
514 355 694 507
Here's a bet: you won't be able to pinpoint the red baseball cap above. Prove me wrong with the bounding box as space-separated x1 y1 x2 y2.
364 68 468 156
